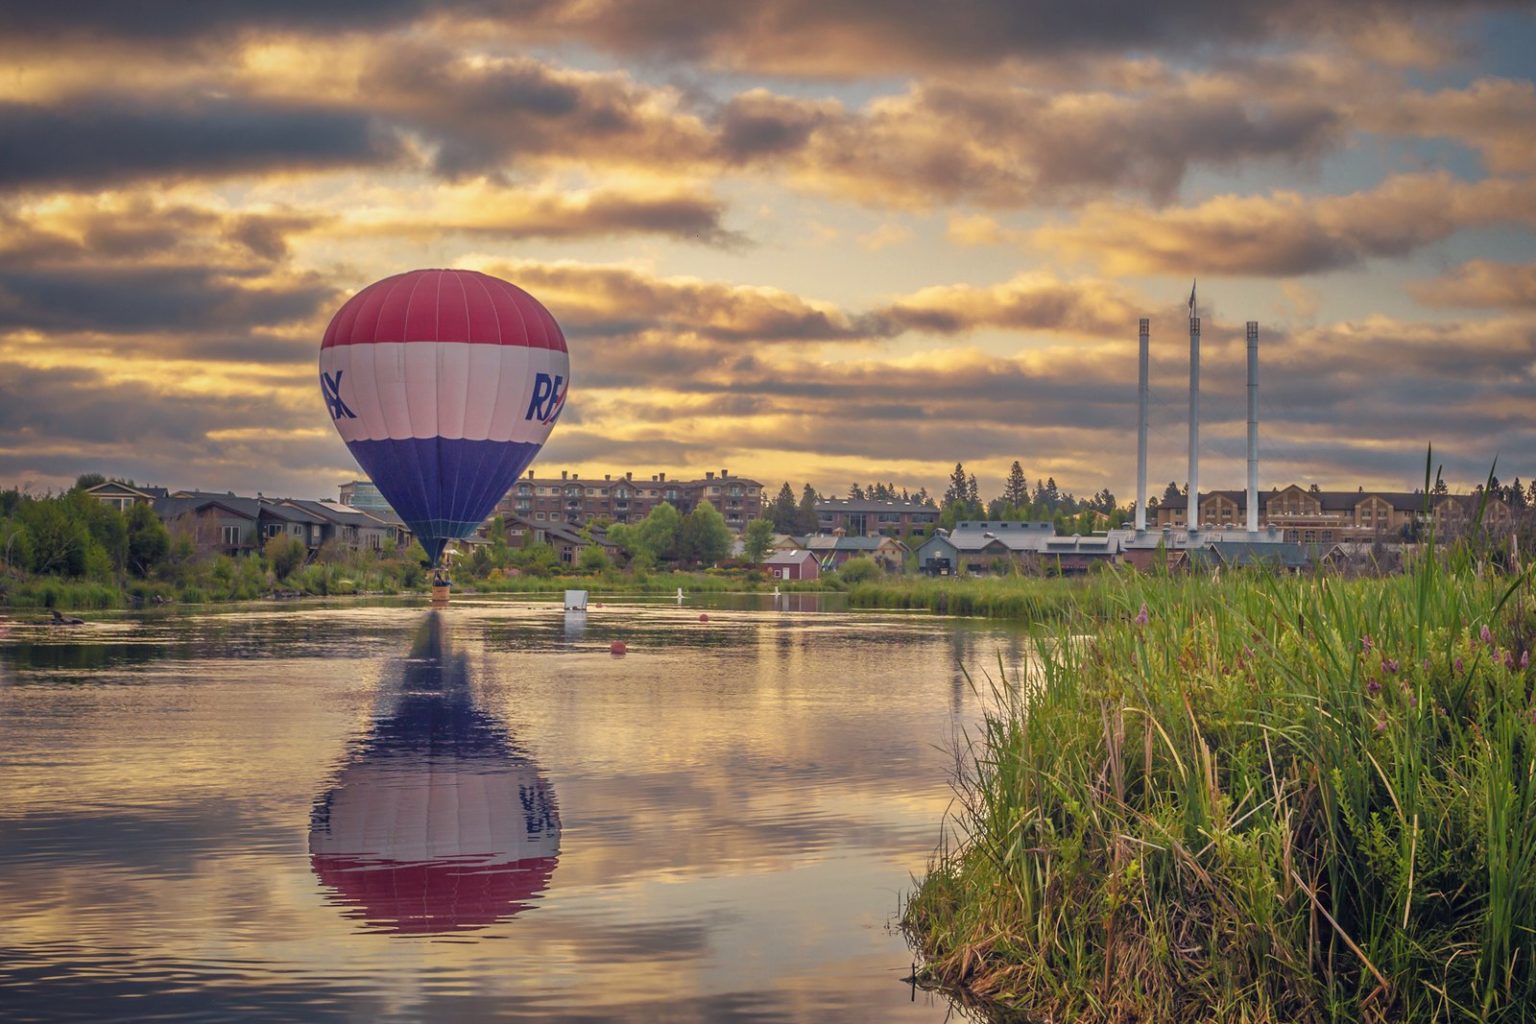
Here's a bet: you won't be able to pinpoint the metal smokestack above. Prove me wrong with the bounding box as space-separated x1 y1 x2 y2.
1246 321 1259 534
1188 315 1200 534
1136 318 1149 534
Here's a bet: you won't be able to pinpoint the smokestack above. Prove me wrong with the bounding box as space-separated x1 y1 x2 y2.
1188 315 1200 534
1246 321 1259 534
1135 318 1149 534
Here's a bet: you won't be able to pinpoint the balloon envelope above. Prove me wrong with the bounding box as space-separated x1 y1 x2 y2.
319 269 570 563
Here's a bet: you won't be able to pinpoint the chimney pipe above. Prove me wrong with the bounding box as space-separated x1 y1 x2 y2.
1136 318 1149 534
1188 315 1200 535
1246 321 1259 534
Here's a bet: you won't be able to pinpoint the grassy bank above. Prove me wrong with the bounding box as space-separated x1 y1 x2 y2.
846 574 1132 622
903 556 1536 1022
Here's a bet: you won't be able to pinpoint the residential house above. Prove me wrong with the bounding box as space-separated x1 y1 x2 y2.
502 514 617 566
804 533 907 572
764 549 820 580
1156 485 1514 544
916 521 1057 575
281 499 395 552
154 493 262 556
84 481 168 512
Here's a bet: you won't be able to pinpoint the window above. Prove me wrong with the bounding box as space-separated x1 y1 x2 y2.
222 525 241 546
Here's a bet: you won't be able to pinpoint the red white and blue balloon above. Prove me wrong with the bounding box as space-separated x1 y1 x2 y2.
319 269 569 564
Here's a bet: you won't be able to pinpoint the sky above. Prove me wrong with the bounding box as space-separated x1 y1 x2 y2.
1 1 1533 504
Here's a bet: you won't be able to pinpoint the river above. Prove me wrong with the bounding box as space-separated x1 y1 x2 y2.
0 595 1026 1022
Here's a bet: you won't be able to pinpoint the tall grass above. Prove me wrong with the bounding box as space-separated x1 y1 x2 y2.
904 553 1536 1021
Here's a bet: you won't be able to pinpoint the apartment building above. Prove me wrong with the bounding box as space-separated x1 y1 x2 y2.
497 469 763 531
1156 484 1515 544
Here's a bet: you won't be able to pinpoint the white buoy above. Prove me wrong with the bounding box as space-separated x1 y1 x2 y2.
773 586 781 598
676 587 684 603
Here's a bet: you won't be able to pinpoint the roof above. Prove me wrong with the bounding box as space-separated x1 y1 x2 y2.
765 549 818 565
86 481 167 499
1161 487 1441 513
942 522 1059 553
1208 541 1313 568
804 534 890 551
283 498 389 528
505 514 615 548
816 498 938 514
154 493 261 520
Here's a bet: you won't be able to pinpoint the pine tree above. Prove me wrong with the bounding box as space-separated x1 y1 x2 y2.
1004 461 1028 508
1508 477 1526 509
849 482 866 500
1163 480 1181 503
943 463 969 508
966 473 980 508
796 484 819 535
770 482 797 533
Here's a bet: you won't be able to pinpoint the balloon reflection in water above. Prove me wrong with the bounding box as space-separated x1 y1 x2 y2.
309 614 560 934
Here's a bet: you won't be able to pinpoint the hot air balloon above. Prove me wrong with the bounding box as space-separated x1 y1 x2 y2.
318 269 570 570
309 614 561 934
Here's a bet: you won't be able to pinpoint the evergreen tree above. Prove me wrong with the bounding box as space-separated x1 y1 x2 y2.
1004 461 1028 508
849 483 865 500
1511 477 1528 509
796 484 819 535
943 463 969 508
770 482 798 533
1163 480 1181 503
966 473 980 508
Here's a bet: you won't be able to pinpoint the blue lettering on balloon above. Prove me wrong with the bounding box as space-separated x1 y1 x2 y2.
321 370 356 420
526 372 567 422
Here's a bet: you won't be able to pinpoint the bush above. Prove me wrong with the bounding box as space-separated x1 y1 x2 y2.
836 556 881 583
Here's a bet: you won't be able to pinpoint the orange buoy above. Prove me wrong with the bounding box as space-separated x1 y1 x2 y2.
698 613 709 622
610 640 627 656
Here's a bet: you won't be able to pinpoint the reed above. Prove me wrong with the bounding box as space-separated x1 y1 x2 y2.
904 549 1536 1021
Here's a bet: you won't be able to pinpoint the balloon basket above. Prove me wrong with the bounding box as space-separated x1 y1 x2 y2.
431 570 451 606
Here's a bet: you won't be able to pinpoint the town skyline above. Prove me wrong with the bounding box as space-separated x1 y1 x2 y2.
1 4 1532 501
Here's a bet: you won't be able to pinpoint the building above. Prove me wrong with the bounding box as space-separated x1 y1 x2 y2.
1156 485 1514 545
338 480 393 513
154 493 262 555
84 481 168 511
497 469 763 531
501 515 617 566
279 499 396 552
915 521 1058 575
764 549 820 580
815 498 938 537
804 533 907 572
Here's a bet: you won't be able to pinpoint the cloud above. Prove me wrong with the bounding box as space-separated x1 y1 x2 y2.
478 259 888 343
1036 173 1536 276
878 272 1142 337
0 97 400 190
1412 260 1536 310
348 182 739 245
1368 77 1536 174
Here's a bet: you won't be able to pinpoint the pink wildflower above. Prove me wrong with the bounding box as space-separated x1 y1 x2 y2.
1481 624 1494 646
1134 603 1149 626
1383 657 1399 674
1361 635 1374 652
1366 678 1382 696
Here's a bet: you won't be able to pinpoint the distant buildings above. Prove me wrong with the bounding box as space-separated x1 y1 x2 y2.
497 468 763 530
1157 484 1516 544
337 480 392 512
815 498 938 537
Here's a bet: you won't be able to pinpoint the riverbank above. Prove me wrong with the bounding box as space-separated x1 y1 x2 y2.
902 556 1536 1021
0 565 841 611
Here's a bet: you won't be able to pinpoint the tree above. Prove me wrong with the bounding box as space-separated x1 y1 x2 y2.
1004 461 1028 508
73 473 107 492
1508 477 1526 509
679 501 732 566
966 473 980 507
836 556 880 583
1162 481 1181 503
263 534 306 579
124 503 170 578
770 482 798 532
577 543 610 572
796 484 819 535
849 483 866 500
635 501 683 563
742 517 775 563
943 463 969 508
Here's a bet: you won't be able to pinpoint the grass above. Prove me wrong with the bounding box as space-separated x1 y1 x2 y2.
903 550 1536 1022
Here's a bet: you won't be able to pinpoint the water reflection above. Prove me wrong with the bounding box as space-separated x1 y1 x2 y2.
308 613 561 934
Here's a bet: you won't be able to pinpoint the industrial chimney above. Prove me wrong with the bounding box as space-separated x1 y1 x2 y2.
1246 321 1259 534
1188 315 1200 535
1135 318 1149 535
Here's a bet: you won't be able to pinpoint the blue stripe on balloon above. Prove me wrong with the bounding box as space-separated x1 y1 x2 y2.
345 437 543 564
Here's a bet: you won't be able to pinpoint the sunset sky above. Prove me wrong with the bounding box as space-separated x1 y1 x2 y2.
1 2 1533 504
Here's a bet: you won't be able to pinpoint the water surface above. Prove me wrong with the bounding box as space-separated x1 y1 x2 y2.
0 596 1023 1022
